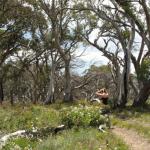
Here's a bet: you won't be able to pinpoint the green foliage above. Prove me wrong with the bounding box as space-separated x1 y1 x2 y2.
121 30 130 39
0 104 130 150
61 105 109 128
87 64 111 74
3 137 37 150
138 58 150 81
0 105 60 132
73 2 85 9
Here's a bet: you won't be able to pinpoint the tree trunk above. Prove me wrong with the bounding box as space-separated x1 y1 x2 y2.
116 70 126 108
10 90 14 106
31 84 38 104
132 83 150 107
63 60 73 102
0 79 4 105
129 75 139 96
117 48 131 108
110 63 126 108
44 62 55 105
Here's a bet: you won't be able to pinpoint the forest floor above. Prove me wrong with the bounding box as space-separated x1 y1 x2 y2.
0 102 150 150
111 105 150 150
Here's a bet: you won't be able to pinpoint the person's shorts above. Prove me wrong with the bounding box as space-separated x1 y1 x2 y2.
101 98 108 105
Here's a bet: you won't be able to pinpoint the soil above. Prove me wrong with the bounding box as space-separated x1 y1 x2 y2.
112 127 150 150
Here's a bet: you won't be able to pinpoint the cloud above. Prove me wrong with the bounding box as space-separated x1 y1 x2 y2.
73 46 109 74
80 49 108 64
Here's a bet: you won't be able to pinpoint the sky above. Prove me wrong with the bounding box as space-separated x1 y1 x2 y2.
73 41 142 75
72 27 143 75
23 0 144 75
73 46 109 74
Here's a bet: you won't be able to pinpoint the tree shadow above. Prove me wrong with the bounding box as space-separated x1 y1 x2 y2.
112 103 150 120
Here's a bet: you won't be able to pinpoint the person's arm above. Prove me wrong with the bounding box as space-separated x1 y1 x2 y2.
101 92 109 98
95 91 101 96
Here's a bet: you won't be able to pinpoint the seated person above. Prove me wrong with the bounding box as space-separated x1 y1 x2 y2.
95 88 109 105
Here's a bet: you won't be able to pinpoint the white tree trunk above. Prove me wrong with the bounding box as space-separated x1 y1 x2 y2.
64 60 72 102
45 61 55 104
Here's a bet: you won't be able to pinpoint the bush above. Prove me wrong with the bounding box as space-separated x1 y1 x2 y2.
61 105 109 128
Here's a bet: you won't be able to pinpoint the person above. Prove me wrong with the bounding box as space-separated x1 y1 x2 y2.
95 88 109 105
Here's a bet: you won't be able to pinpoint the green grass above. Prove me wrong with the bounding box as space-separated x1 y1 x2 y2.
3 128 129 150
111 105 150 140
36 128 129 150
112 117 150 140
2 137 37 150
0 104 60 132
0 103 129 150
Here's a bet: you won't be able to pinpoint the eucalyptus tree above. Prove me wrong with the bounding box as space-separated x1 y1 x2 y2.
0 0 46 104
0 0 27 104
71 0 135 107
114 0 150 106
75 0 150 107
33 20 64 104
25 0 82 102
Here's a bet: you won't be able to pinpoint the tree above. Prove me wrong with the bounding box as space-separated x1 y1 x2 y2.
72 0 135 107
29 0 82 102
0 0 47 104
114 0 150 106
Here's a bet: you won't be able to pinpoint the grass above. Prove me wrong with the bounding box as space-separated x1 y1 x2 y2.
0 104 60 133
112 117 150 140
2 137 37 150
3 128 129 150
0 103 129 150
111 104 150 140
36 128 129 150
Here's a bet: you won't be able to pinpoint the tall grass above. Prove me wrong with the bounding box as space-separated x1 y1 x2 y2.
36 128 129 150
0 105 60 132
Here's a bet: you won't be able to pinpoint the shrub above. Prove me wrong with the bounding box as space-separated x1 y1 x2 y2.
61 105 109 128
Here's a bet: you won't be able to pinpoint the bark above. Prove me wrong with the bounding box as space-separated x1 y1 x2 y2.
10 90 14 106
129 75 139 96
0 125 65 149
110 63 126 108
63 60 73 102
116 69 126 108
123 55 129 105
132 82 150 107
117 55 130 108
32 88 37 104
44 62 55 105
0 78 4 105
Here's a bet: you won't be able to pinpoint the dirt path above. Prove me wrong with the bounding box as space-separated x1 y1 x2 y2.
112 127 150 150
127 119 150 128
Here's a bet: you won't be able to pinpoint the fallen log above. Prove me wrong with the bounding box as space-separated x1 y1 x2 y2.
0 124 65 149
0 130 26 149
